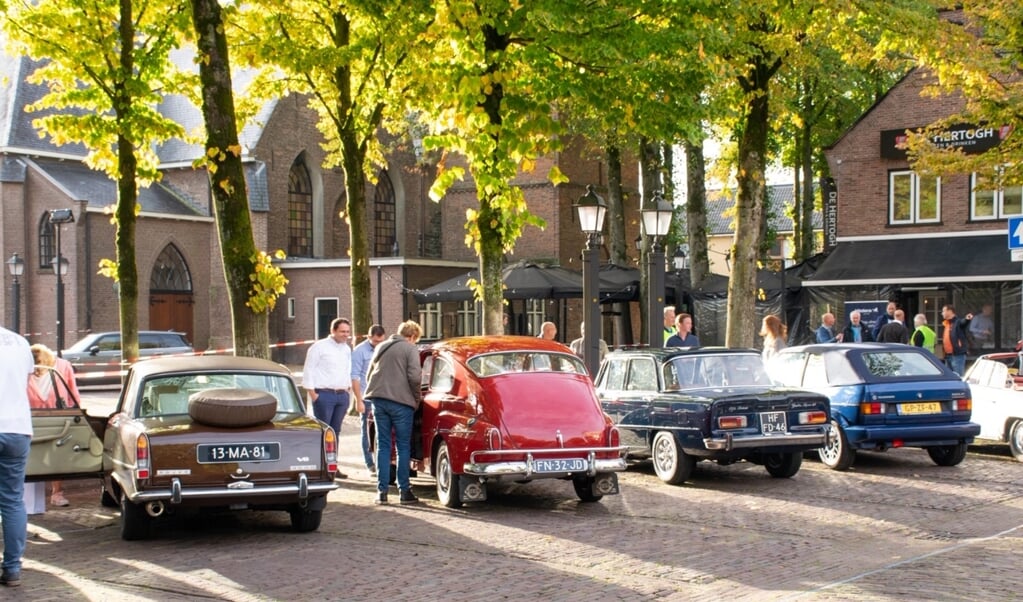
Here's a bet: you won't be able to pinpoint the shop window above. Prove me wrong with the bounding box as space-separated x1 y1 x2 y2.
525 299 545 336
889 171 940 224
456 300 479 336
971 172 1023 220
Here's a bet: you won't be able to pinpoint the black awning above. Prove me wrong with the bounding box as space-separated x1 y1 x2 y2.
804 234 1021 287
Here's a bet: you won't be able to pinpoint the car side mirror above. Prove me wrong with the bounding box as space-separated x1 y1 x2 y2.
88 345 101 356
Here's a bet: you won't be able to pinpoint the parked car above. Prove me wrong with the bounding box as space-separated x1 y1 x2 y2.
770 343 979 470
63 330 194 385
406 336 626 507
27 356 338 540
593 348 832 484
964 352 1023 461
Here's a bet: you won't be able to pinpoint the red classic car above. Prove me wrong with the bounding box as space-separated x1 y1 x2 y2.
409 336 626 507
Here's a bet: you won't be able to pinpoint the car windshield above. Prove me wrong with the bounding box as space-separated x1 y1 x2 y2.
860 351 944 378
137 372 304 418
65 334 112 353
467 352 587 377
663 354 769 389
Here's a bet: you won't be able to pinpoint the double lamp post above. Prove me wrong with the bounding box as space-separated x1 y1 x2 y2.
575 187 674 378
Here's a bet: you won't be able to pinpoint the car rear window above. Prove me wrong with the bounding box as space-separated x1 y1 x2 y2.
137 372 304 417
860 351 944 378
467 352 586 377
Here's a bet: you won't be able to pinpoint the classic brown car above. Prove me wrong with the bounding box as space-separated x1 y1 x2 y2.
28 356 338 540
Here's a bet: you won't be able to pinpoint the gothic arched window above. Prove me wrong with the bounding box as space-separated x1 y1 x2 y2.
373 170 396 257
38 214 55 269
150 244 192 292
288 160 313 257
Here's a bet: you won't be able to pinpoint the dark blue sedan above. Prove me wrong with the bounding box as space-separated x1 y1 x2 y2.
769 343 979 470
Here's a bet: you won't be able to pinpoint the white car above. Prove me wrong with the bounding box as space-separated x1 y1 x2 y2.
964 352 1023 461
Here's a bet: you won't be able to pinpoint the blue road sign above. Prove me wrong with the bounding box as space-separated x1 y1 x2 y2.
1010 216 1023 249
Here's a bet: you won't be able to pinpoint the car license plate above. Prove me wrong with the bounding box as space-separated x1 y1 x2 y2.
534 458 586 473
900 402 942 415
760 411 788 434
197 442 281 464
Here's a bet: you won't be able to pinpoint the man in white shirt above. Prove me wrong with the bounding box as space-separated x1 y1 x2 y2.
302 317 353 479
0 326 34 587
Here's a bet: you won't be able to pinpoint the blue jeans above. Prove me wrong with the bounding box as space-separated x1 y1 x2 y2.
946 354 966 377
361 401 375 469
370 398 414 492
312 390 350 438
0 433 30 574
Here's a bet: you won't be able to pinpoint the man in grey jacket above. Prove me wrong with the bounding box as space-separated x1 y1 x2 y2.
363 320 423 505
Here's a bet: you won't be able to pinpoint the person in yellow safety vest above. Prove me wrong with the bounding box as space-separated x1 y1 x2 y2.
663 306 677 344
911 313 936 354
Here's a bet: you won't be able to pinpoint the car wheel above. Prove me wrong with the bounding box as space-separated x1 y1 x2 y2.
818 420 855 471
763 452 802 478
1009 420 1023 462
435 443 463 508
572 475 603 502
119 496 151 541
927 443 968 467
289 506 323 533
651 431 695 485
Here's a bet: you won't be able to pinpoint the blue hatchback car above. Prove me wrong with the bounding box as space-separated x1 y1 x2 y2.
769 343 979 470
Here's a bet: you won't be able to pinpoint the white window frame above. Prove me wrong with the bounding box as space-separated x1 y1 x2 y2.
970 172 1023 220
456 300 480 336
525 299 545 336
889 170 941 224
419 302 442 339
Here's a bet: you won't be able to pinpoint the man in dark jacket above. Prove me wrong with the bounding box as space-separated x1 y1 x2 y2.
940 304 973 376
364 320 423 505
877 309 910 344
841 311 874 343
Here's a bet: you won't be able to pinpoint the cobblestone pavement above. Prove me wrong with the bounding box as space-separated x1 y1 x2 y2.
8 393 1023 600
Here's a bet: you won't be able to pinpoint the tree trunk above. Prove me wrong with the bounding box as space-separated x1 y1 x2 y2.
727 53 777 348
792 165 802 259
800 122 815 260
638 138 661 345
684 136 709 287
114 0 139 366
606 146 627 266
191 0 269 359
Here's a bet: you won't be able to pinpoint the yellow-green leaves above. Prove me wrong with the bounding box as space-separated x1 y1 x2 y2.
246 250 289 314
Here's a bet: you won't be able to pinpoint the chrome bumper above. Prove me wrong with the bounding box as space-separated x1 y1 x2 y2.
703 432 830 451
130 473 338 504
464 447 627 478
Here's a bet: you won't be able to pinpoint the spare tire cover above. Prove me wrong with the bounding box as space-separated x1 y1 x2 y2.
188 388 278 428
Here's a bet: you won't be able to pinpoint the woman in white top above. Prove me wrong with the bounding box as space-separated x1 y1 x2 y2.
760 315 788 364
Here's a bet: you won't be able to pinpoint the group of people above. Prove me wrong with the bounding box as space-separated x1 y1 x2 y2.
815 302 976 375
302 318 424 506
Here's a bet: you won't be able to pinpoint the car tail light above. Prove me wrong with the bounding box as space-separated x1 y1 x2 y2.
953 399 972 411
324 428 338 474
718 416 747 429
135 433 151 480
487 428 502 450
860 402 884 415
798 411 828 425
608 426 620 448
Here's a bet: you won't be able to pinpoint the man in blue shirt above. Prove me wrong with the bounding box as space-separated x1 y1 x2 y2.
352 324 386 476
815 312 842 343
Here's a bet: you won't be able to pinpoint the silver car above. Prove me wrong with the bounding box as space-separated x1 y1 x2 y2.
63 330 194 386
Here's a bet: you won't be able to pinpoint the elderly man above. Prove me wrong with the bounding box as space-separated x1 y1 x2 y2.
841 311 874 343
537 321 557 341
878 309 910 344
663 306 677 343
815 312 842 343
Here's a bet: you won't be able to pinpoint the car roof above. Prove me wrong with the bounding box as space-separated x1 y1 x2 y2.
783 342 917 355
431 335 577 360
604 347 759 360
127 355 293 380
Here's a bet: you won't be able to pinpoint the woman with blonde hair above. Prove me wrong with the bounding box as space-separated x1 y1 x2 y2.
760 315 788 364
27 344 80 507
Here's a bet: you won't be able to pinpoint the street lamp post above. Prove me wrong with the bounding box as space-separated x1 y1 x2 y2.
7 252 24 334
642 192 674 349
49 208 75 356
575 185 607 379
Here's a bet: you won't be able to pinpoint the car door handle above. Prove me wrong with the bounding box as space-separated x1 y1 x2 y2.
32 419 73 444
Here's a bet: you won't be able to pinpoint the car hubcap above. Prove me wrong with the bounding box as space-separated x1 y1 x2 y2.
438 454 451 497
654 437 675 473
